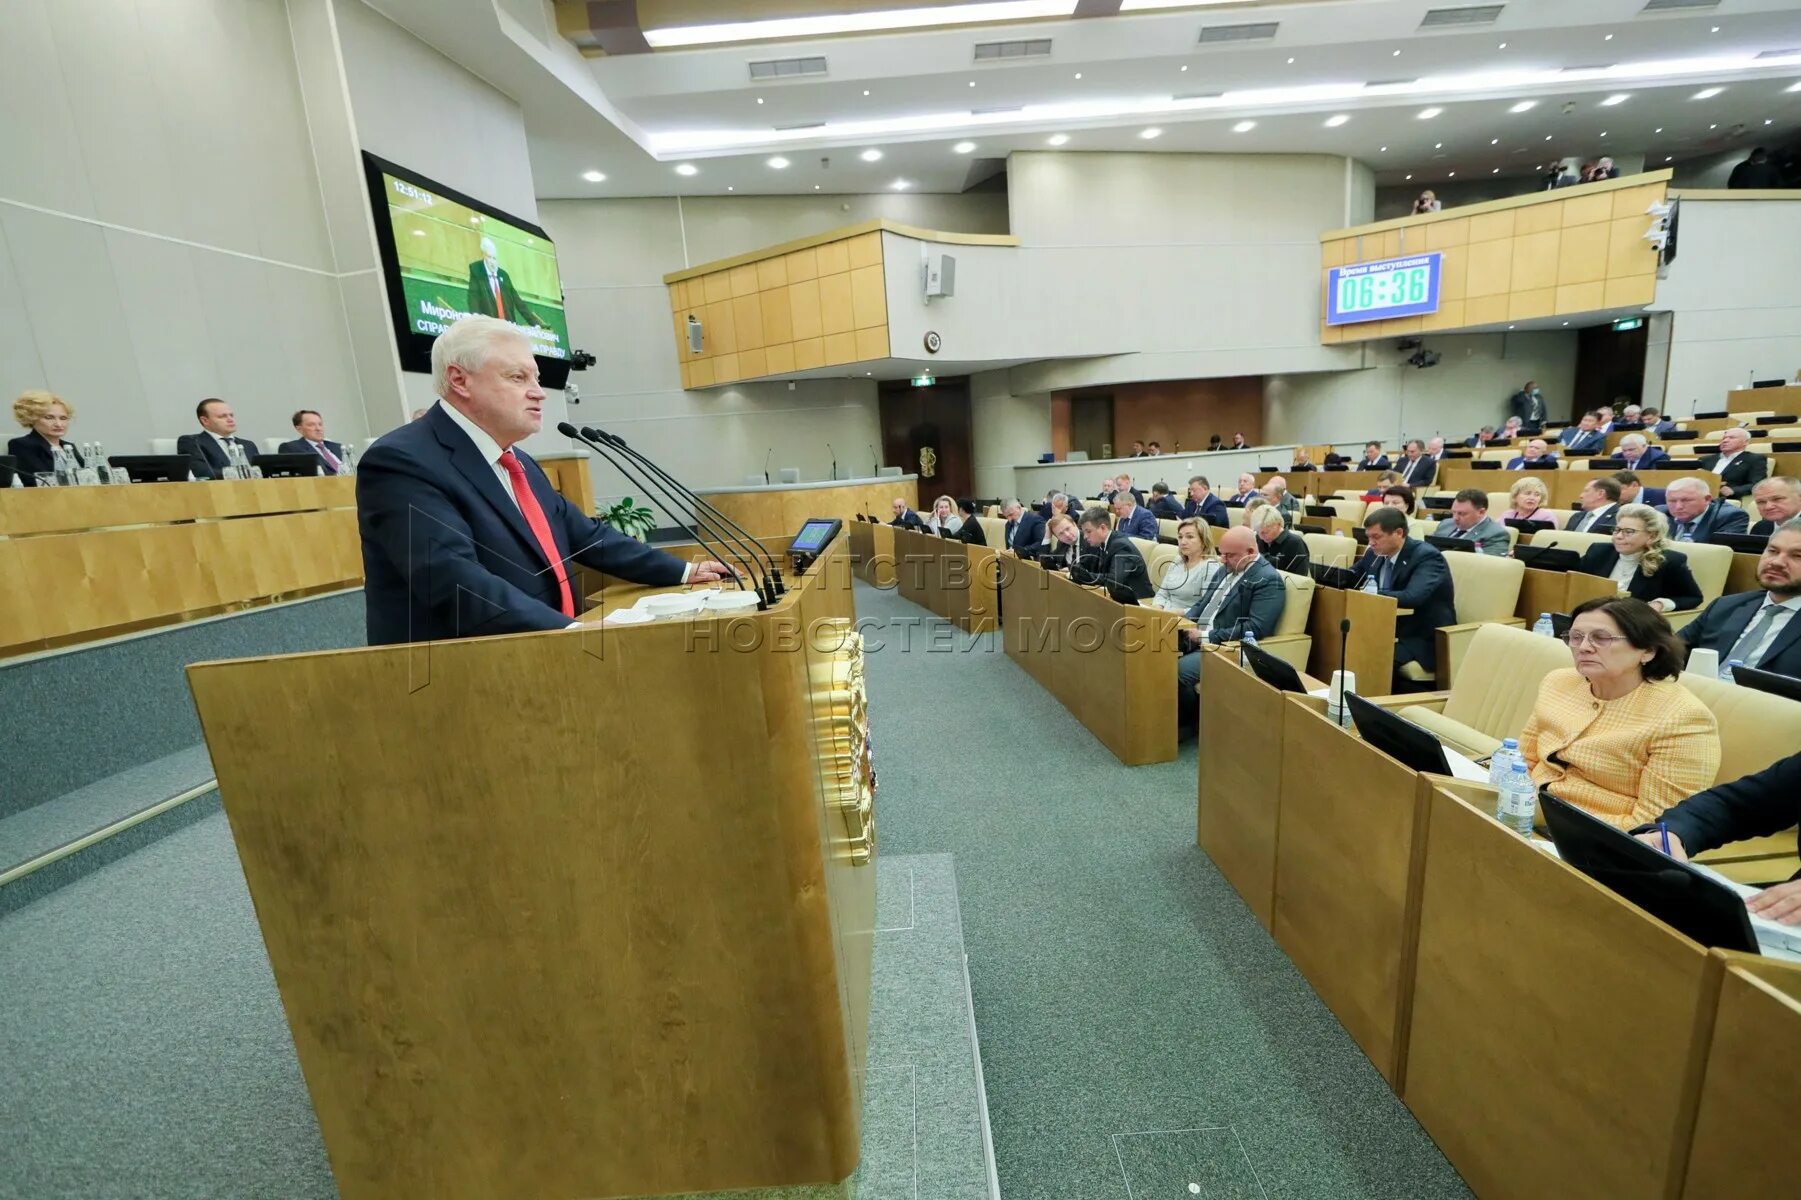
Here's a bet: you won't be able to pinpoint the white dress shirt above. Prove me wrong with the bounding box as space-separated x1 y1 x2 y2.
1739 594 1801 667
1710 451 1740 479
1608 551 1641 590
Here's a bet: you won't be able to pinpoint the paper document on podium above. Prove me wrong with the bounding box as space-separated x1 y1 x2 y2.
1439 744 1493 785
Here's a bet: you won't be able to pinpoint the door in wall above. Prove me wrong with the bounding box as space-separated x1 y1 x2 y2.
1070 394 1115 462
1573 323 1648 417
879 377 973 500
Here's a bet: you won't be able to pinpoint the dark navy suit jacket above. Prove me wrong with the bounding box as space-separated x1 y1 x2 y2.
1182 493 1229 528
356 405 687 645
176 431 260 480
278 437 346 467
1117 505 1159 540
1680 590 1801 680
1004 510 1046 552
1656 499 1750 543
1350 538 1456 671
5 429 83 485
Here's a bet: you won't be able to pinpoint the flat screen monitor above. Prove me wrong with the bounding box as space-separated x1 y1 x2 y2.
1708 533 1769 554
1426 535 1476 553
1345 693 1455 776
107 455 192 483
789 518 841 557
256 453 327 479
1731 663 1801 703
363 152 573 384
1243 642 1307 694
1514 544 1581 572
0 455 18 487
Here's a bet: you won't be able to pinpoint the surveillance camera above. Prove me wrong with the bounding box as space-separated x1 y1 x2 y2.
1396 337 1423 351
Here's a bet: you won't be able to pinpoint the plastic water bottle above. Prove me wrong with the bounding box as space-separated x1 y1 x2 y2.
1497 761 1537 836
1361 571 1380 594
338 444 356 476
1723 659 1745 684
1533 613 1556 638
1238 629 1258 670
1488 738 1520 790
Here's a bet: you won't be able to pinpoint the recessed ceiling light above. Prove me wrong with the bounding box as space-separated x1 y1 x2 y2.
860 148 883 161
1599 131 1608 137
1047 133 1070 146
1665 156 1673 162
1180 64 1188 71
755 97 764 105
1765 118 1774 125
581 170 606 182
863 89 871 96
891 178 911 190
1562 321 1570 326
1392 49 1401 57
1604 33 1614 41
1379 146 1388 152
643 1 1080 48
1710 25 1720 33
674 163 698 176
1601 94 1629 106
1508 324 1515 330
1324 114 1349 127
1655 127 1663 133
814 184 821 189
952 140 976 153
1140 126 1163 138
1497 41 1507 49
1491 137 1499 145
1287 57 1296 64
1434 141 1443 149
767 156 791 169
968 80 976 87
1709 122 1718 129
1073 72 1082 79
1448 171 1457 177
726 186 734 191
1788 81 1801 93
1509 100 1536 113
1693 87 1724 99
1492 168 1499 174
1231 120 1254 133
1418 107 1443 119
1544 134 1553 140
1404 173 1412 180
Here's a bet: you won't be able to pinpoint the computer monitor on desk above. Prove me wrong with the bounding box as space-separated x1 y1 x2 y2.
1425 535 1476 553
107 455 193 483
256 453 327 479
1514 544 1581 572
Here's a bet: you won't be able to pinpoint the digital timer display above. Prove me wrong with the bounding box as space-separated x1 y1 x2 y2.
1326 252 1443 325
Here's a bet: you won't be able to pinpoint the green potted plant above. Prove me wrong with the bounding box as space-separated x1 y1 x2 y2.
601 496 657 543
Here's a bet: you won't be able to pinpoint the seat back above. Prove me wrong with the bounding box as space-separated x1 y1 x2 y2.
1276 572 1316 636
1679 672 1801 785
1439 624 1576 738
1157 517 1180 541
1531 529 1610 556
149 437 179 455
1478 448 1515 463
1321 498 1366 523
1409 517 1439 540
977 516 1009 547
1303 532 1359 568
1444 552 1525 625
1138 539 1178 585
1674 541 1734 607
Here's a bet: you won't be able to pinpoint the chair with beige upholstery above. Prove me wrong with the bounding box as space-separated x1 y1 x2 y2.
1302 532 1360 568
1320 498 1366 524
977 516 1009 547
1431 551 1527 686
1132 537 1179 587
1157 517 1180 542
1529 530 1729 633
1257 573 1317 671
1674 672 1801 882
1381 623 1574 757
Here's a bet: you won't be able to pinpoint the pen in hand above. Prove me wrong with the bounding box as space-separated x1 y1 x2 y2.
1658 822 1670 856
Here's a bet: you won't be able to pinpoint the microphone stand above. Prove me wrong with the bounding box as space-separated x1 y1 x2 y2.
559 423 770 609
585 426 786 599
828 443 837 482
1335 616 1352 727
869 444 878 477
764 448 772 486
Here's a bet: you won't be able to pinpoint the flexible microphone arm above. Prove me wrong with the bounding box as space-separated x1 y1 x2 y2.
585 425 785 598
869 443 878 476
764 448 772 486
558 423 766 609
1337 616 1352 728
827 443 837 482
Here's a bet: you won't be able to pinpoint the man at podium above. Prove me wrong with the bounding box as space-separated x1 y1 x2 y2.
357 316 733 644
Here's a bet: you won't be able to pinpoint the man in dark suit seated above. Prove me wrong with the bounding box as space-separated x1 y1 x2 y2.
1749 476 1801 536
1505 438 1559 470
466 237 545 327
1611 469 1665 510
952 498 986 545
1678 520 1801 679
1225 471 1259 505
1640 406 1676 437
1465 426 1498 449
1395 439 1436 488
1432 488 1511 554
356 317 731 645
1657 476 1749 543
1072 509 1154 599
1355 441 1390 472
278 409 347 473
177 398 261 480
889 498 926 530
1351 506 1456 687
1182 476 1229 528
1289 447 1317 473
1146 482 1185 520
1610 433 1669 470
1175 526 1287 725
1636 749 1801 924
1699 427 1769 499
1112 488 1160 540
1566 477 1622 532
1558 412 1606 456
999 499 1046 554
1113 472 1147 508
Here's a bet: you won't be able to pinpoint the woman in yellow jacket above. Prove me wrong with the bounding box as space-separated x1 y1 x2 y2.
1519 596 1720 829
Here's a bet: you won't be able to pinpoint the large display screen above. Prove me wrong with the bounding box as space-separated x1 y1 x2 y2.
1326 252 1443 326
362 153 571 378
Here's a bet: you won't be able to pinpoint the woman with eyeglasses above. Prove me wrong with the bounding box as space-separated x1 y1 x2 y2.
1576 503 1702 613
1518 596 1720 829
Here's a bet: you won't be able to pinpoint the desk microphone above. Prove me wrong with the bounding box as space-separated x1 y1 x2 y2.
869 443 879 476
1337 616 1351 727
764 448 772 485
584 425 784 599
827 443 837 482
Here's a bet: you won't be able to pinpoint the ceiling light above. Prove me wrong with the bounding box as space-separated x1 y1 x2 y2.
863 90 871 96
1418 107 1443 119
643 1 1080 48
1497 42 1507 49
1601 93 1629 106
674 163 698 176
726 186 734 191
1604 33 1614 41
1392 49 1401 57
1434 141 1443 149
581 170 606 182
1492 168 1499 174
968 80 976 87
1544 134 1553 140
1789 81 1801 93
1287 57 1296 65
1766 118 1775 125
1509 100 1536 113
1710 25 1720 33
1448 171 1457 177
1655 127 1663 133
860 148 883 161
1405 173 1412 180
1599 131 1607 137
1693 87 1724 99
1562 321 1570 326
814 184 821 189
1047 133 1070 146
891 179 911 190
1380 146 1388 152
1491 137 1499 144
1324 114 1349 127
1709 122 1718 129
1073 72 1082 80
952 140 976 153
1140 126 1163 138
756 97 764 105
1665 156 1673 162
1231 121 1254 133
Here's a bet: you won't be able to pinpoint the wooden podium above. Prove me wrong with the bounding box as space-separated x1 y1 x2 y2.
186 539 875 1200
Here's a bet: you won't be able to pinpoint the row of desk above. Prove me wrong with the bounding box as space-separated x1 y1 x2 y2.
1198 653 1799 1198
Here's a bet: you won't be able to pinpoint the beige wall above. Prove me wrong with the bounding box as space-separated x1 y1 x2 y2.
970 370 1051 502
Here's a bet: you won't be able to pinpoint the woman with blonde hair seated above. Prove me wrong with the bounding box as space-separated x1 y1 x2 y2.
8 390 85 485
923 494 959 534
1576 504 1702 613
1499 476 1555 526
1519 596 1720 829
1149 518 1215 611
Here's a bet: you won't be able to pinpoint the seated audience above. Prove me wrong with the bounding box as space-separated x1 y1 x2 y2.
1175 527 1287 725
1361 470 1403 502
1425 436 1448 464
1037 514 1082 569
1113 487 1159 539
1097 477 1119 501
8 390 85 485
1640 406 1676 436
278 409 347 472
1519 596 1720 829
1150 519 1216 612
1701 427 1770 499
1611 433 1668 470
1000 498 1046 554
889 498 926 530
1618 404 1644 428
1750 476 1801 536
1505 438 1558 470
1249 505 1311 576
1114 472 1147 506
1466 425 1498 449
1501 414 1527 440
1356 441 1390 471
1499 476 1556 526
177 398 261 480
1380 485 1416 514
1611 469 1665 509
1678 520 1801 678
1566 477 1622 532
1637 749 1801 924
1183 476 1229 528
1260 476 1301 525
1558 412 1606 456
1046 491 1082 530
1578 505 1702 613
1147 482 1185 520
1433 488 1510 554
1129 439 1147 458
1229 433 1249 450
1073 509 1154 599
953 498 986 545
1225 472 1258 504
1396 439 1436 487
923 494 959 534
1657 475 1749 542
1350 506 1455 684
1290 447 1316 473
1147 441 1163 456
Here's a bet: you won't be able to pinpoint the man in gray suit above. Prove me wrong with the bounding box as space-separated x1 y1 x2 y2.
1433 488 1511 555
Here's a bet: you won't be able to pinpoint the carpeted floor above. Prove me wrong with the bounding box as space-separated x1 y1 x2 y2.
851 581 1471 1199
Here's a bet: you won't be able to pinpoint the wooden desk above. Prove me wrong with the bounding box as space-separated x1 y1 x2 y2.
890 527 998 634
1002 558 1182 765
849 520 897 588
1305 585 1397 693
698 478 920 541
1514 564 1617 623
1726 383 1801 416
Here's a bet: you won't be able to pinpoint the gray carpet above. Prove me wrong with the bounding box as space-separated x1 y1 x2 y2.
852 581 1470 1199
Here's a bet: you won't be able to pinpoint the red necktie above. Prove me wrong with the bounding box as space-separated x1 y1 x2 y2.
499 449 574 618
491 275 506 319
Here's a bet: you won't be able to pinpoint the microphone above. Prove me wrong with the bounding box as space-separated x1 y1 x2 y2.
584 425 785 600
764 448 772 485
1336 616 1352 727
827 442 837 482
869 443 878 476
558 422 768 609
